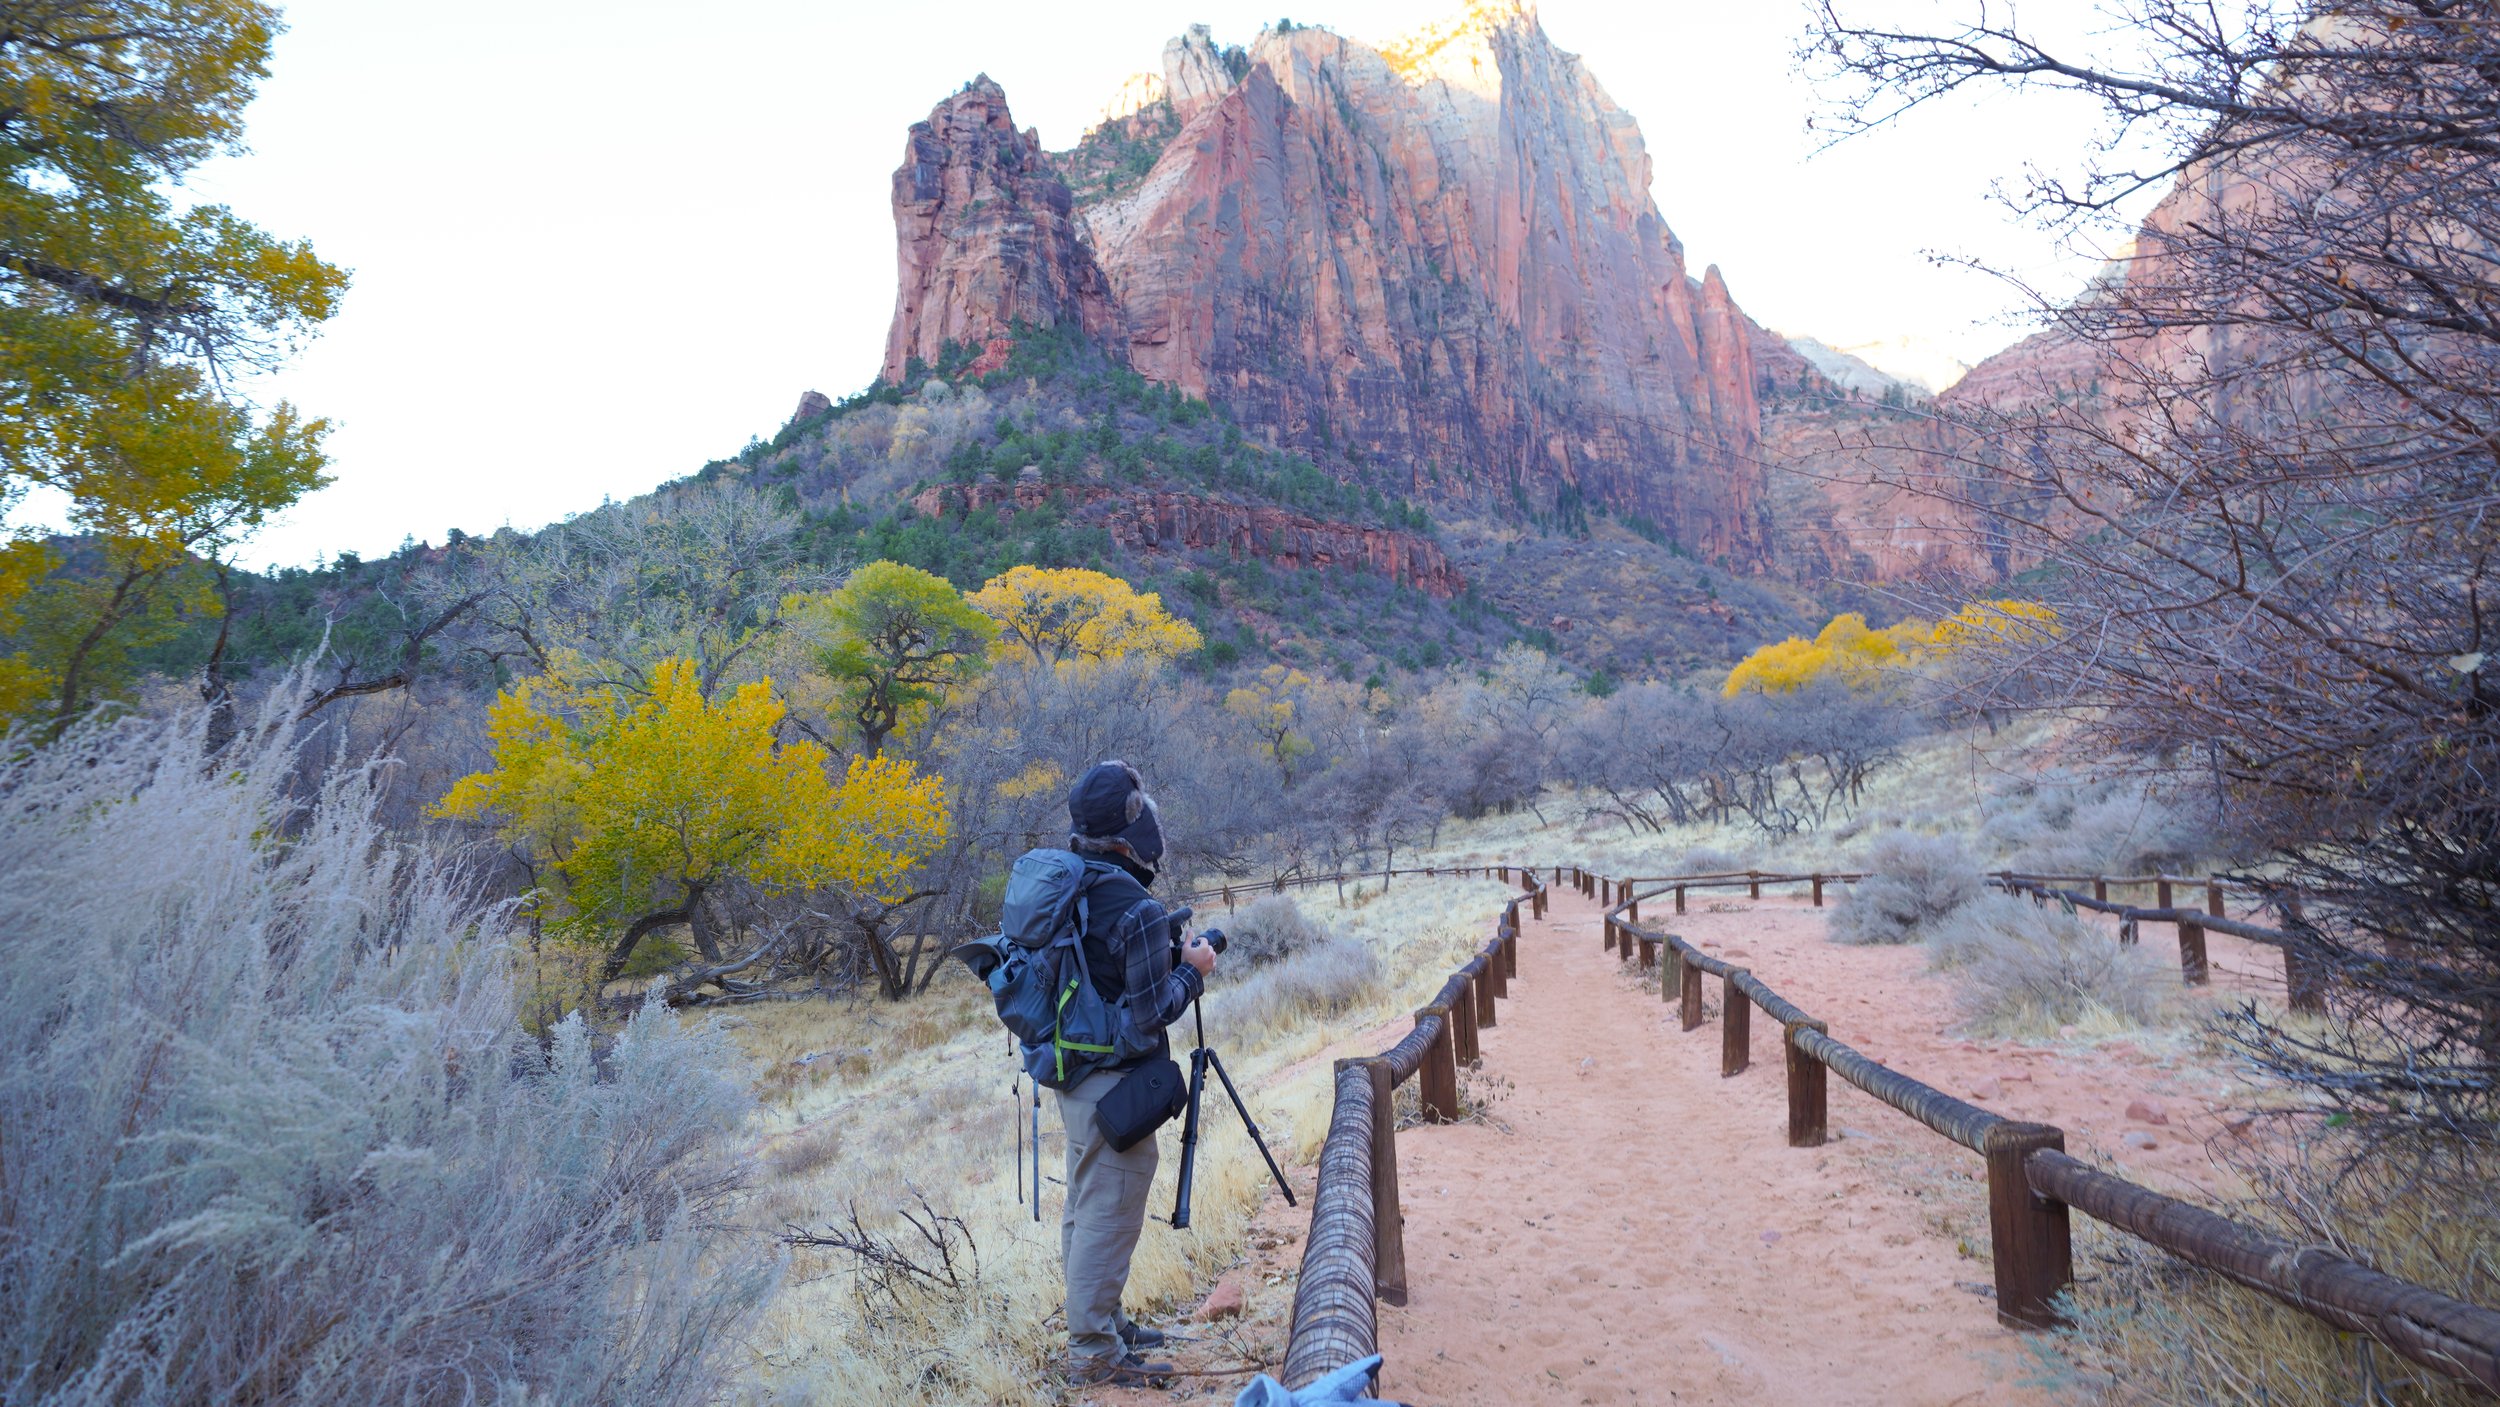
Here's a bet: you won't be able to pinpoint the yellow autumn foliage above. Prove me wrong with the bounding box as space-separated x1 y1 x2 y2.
968 565 1203 669
1723 612 1934 696
434 659 948 949
1930 598 2063 651
1723 602 2061 697
1225 665 1318 782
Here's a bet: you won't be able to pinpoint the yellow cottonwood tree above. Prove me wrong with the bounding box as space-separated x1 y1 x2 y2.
1930 599 2061 652
1723 612 1933 697
435 658 948 984
1225 665 1316 783
968 565 1202 669
3 3 347 721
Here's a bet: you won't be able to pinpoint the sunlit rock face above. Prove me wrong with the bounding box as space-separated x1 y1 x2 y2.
880 77 1122 385
1076 3 1769 564
881 5 1777 565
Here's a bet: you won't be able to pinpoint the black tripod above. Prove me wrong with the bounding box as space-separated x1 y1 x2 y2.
1170 997 1296 1229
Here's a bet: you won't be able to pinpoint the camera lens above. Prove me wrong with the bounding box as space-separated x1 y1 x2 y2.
1203 928 1228 955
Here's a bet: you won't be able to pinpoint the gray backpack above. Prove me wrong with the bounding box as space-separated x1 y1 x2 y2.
954 850 1122 1089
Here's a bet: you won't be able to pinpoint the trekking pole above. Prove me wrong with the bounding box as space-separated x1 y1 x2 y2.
1031 1083 1043 1223
1013 1070 1025 1211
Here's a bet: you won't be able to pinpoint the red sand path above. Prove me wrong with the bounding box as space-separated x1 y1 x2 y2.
1109 880 2259 1406
1370 885 2054 1406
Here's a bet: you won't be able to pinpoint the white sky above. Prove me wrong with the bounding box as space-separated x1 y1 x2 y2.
168 0 2140 569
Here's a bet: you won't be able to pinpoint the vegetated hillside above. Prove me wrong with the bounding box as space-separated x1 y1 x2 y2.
724 323 1815 680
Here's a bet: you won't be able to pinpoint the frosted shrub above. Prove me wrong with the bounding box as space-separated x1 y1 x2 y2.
1210 904 1382 1031
0 701 776 1406
1828 832 1983 944
1929 894 2169 1037
1990 771 2205 875
1219 895 1325 968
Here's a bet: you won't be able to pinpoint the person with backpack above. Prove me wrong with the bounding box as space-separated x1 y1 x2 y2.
955 760 1217 1386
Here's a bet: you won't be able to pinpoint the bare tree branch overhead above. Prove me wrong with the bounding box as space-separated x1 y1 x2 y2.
1811 0 2500 1145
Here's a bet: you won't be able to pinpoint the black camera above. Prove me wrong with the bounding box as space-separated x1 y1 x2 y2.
1165 904 1226 956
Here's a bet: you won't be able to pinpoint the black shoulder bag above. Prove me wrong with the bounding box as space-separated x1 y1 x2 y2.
1093 1056 1187 1152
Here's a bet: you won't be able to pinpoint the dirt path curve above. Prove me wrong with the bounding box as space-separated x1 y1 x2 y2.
1370 885 2050 1407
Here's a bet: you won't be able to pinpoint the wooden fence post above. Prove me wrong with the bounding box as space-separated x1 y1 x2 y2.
1418 1007 1458 1123
1504 925 1519 980
1984 1124 2073 1329
2278 896 2326 1014
2093 877 2108 905
1722 971 1751 1076
1483 939 1507 1001
1603 915 1617 953
1476 959 1499 1028
1675 885 1686 915
1628 897 1640 924
1812 875 1825 908
2177 917 2210 986
1619 927 1636 966
1357 1058 1408 1304
1453 976 1479 1064
2156 876 2174 912
1679 954 1705 1032
1785 1019 1828 1147
2207 877 2225 919
1637 936 1657 970
1748 870 1762 900
1224 885 1236 913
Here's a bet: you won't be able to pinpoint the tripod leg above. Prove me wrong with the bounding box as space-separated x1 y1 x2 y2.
1204 1049 1298 1207
1170 1050 1211 1229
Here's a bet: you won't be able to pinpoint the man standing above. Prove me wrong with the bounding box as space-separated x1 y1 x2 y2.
1057 760 1218 1389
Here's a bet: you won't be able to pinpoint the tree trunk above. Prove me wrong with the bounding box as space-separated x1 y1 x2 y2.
600 895 697 987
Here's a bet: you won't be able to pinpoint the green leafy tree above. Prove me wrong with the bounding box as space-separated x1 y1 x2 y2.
1 1 348 721
786 560 997 757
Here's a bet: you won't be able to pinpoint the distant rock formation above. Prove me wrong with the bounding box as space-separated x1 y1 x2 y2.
907 479 1462 596
879 77 1121 385
881 6 1776 566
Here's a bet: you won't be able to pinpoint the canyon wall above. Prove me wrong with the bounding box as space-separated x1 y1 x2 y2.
881 3 1774 567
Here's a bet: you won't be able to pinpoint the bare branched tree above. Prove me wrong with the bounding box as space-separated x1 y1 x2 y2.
1808 0 2500 1143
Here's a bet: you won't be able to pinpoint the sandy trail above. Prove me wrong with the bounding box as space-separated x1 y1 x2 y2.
1102 881 2271 1405
1369 885 2052 1407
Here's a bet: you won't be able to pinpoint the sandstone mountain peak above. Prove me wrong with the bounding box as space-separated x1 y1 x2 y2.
880 78 1120 385
880 6 1781 563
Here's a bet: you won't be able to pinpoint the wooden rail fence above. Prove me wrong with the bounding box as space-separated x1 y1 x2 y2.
1593 869 2500 1393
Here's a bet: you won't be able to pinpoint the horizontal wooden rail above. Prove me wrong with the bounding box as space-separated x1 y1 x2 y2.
2028 1150 2500 1392
1594 869 2500 1390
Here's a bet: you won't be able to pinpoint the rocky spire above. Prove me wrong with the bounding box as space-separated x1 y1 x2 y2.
880 77 1121 384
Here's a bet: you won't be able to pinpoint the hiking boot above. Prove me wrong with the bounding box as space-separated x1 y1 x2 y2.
1067 1351 1175 1389
1118 1319 1168 1350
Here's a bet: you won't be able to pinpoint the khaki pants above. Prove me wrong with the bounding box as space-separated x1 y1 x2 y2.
1056 1067 1160 1361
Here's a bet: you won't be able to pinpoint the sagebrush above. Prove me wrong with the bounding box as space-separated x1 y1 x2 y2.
1927 893 2169 1037
1828 832 1982 945
0 699 775 1406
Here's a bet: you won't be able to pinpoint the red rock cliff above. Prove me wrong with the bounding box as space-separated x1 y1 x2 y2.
1076 7 1768 564
880 78 1122 384
879 6 1773 566
908 479 1461 596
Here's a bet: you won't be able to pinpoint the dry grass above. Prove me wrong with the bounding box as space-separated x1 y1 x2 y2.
2042 1142 2500 1406
718 874 1509 1404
